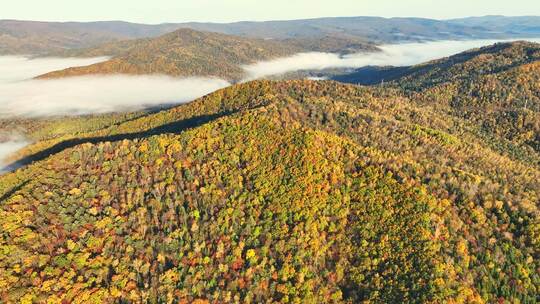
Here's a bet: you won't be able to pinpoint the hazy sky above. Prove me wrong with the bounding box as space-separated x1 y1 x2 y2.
2 0 540 23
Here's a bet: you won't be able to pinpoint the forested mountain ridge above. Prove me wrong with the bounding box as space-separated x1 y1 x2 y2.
1 80 539 303
1 43 539 303
36 29 302 82
0 104 448 303
14 42 540 167
335 41 540 86
46 33 379 58
335 41 540 153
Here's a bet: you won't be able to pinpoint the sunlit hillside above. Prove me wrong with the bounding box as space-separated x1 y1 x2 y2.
1 42 539 303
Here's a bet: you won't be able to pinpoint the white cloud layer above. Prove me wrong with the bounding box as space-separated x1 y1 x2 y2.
0 56 230 171
0 75 230 117
0 56 110 83
0 54 224 172
242 38 540 79
0 56 230 118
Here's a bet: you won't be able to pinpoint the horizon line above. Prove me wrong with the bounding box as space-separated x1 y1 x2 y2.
1 14 539 26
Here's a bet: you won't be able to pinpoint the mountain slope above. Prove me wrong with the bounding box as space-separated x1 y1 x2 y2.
1 76 539 302
335 41 540 86
180 16 504 42
2 43 540 302
334 41 540 152
0 105 445 303
47 34 379 58
36 29 302 81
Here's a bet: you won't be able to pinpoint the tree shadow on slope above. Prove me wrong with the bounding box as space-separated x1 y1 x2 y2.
0 179 30 202
7 111 235 170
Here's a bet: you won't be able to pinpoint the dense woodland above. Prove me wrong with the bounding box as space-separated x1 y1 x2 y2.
0 42 539 303
337 41 540 156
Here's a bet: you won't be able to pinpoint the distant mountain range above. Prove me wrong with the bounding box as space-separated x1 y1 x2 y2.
1 16 540 56
448 15 540 35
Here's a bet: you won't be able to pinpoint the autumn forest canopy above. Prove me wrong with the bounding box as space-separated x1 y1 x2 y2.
0 13 539 304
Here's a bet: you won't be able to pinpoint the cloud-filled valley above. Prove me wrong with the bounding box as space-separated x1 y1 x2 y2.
0 75 230 117
0 56 110 83
0 56 231 118
0 38 539 169
2 39 540 119
242 38 540 79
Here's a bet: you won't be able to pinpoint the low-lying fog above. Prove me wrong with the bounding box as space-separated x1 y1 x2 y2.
0 75 230 117
0 56 230 117
0 56 229 171
243 38 540 79
0 56 110 83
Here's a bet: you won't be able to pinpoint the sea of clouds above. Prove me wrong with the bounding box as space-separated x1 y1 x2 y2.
0 56 109 84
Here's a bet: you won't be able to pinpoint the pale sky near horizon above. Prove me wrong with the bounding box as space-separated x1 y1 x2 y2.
2 0 540 24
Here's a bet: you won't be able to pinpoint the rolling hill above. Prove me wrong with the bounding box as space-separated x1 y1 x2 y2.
0 20 182 55
0 43 539 303
46 32 379 58
36 29 303 82
448 16 540 35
